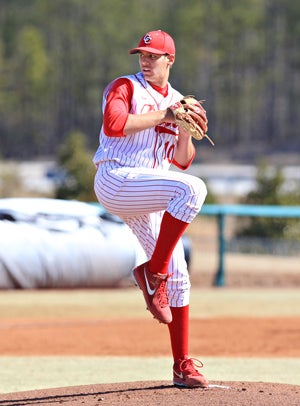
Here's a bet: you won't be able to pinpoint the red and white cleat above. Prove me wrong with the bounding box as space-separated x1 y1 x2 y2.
173 356 209 388
132 261 172 324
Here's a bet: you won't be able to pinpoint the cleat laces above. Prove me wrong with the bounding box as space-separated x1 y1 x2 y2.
153 272 172 308
156 279 169 307
178 357 204 376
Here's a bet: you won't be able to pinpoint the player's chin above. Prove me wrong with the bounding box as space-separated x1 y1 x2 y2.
142 70 154 79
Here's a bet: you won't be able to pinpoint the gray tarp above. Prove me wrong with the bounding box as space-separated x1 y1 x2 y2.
0 198 146 289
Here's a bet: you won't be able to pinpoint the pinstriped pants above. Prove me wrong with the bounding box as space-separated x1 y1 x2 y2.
94 162 207 307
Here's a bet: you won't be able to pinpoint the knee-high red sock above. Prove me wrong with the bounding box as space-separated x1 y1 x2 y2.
149 211 188 275
168 305 189 361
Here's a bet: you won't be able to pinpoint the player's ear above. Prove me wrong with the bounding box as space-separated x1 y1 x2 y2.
167 54 175 67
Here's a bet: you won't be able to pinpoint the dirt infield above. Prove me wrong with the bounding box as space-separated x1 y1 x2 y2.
0 286 299 405
1 381 299 406
0 317 299 358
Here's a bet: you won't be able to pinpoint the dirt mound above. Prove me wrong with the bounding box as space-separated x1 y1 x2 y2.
1 380 299 406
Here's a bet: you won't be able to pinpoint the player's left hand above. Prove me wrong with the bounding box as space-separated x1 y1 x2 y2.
168 96 214 145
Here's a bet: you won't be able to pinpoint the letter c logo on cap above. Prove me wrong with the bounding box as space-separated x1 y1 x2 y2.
143 34 152 44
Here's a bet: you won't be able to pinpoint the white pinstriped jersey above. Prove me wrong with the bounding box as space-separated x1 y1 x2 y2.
93 71 183 170
93 72 208 306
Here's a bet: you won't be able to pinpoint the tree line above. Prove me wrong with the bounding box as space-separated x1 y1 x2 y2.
0 0 299 160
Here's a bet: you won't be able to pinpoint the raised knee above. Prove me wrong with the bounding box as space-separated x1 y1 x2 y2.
197 178 207 196
192 177 207 199
191 177 207 210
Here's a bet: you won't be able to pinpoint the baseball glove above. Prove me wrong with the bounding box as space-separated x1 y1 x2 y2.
168 96 214 145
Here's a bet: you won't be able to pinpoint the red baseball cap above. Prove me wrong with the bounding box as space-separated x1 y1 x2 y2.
129 30 175 55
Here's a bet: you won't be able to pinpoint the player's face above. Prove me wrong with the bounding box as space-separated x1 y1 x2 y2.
139 52 175 87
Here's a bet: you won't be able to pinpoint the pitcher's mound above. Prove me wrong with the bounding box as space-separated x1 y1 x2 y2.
1 380 299 405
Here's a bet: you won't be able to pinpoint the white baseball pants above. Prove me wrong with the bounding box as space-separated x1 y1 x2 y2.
94 162 207 307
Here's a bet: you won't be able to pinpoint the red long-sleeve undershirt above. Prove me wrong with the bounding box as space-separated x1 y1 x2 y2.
103 78 133 137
